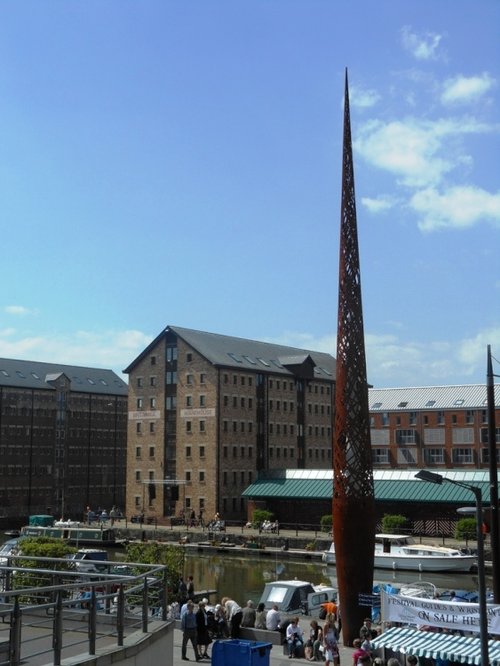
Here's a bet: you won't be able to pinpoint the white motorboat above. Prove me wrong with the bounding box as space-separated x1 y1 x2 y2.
67 548 109 574
322 534 477 573
259 579 337 616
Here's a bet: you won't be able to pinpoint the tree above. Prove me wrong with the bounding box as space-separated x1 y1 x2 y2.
455 518 476 542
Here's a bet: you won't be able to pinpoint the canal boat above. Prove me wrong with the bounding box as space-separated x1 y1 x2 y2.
322 534 477 573
21 516 116 546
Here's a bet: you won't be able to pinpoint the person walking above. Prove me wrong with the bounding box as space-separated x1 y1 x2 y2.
181 601 200 661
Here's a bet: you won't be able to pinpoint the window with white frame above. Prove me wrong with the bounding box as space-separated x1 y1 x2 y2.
481 448 500 464
452 448 473 464
424 448 445 464
372 448 390 464
395 429 417 445
480 427 500 444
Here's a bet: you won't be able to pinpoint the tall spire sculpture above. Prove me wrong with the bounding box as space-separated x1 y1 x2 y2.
333 69 376 646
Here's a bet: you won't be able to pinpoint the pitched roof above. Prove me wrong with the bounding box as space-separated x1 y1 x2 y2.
0 358 128 395
369 384 500 411
125 325 336 379
242 469 492 504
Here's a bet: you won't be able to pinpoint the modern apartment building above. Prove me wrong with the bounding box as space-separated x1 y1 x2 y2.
124 326 337 523
369 385 500 469
0 358 128 527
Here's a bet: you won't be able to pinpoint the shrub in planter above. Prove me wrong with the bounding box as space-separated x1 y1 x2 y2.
381 514 408 534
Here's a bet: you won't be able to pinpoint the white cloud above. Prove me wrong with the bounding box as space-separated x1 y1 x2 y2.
266 327 500 388
355 119 452 188
4 305 38 316
457 327 500 370
364 330 500 388
361 195 397 214
441 73 495 105
0 328 153 380
355 116 493 189
401 26 443 61
410 185 500 231
350 85 381 109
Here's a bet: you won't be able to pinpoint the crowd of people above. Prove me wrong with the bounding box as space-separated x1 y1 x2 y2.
177 579 418 665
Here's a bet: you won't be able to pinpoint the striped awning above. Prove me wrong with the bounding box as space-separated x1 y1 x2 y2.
372 626 500 665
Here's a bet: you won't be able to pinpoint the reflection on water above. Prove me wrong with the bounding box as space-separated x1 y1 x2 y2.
183 552 493 604
184 553 329 604
0 533 490 605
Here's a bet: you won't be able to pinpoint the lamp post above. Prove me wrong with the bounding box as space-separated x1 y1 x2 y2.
415 470 489 666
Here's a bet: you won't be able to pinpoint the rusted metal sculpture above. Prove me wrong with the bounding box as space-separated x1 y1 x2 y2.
333 69 376 646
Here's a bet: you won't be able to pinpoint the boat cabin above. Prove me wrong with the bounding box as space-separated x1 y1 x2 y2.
375 534 415 553
259 580 336 616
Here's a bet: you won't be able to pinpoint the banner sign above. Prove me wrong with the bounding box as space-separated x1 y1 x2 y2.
381 591 500 635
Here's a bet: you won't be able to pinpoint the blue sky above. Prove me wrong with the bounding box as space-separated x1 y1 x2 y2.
0 1 499 388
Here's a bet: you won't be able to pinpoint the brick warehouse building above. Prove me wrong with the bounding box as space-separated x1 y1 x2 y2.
243 384 500 524
123 325 336 523
0 358 128 527
368 385 500 469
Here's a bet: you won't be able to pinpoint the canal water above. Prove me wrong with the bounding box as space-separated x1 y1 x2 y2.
179 551 491 605
2 534 490 605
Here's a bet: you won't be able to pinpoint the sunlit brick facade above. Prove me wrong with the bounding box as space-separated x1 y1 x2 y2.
124 326 336 523
369 385 500 469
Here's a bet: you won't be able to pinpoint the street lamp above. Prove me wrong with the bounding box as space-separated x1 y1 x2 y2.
415 470 489 666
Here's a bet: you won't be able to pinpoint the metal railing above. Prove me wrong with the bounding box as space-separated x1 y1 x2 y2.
0 555 170 666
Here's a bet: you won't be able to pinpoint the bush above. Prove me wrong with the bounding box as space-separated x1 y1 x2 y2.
455 517 477 541
252 509 274 525
381 514 408 534
320 515 333 532
125 541 186 602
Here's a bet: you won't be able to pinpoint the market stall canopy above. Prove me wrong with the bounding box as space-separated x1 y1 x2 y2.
372 626 500 665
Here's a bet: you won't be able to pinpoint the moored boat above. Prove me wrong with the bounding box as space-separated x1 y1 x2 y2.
21 515 116 546
258 579 336 616
322 533 477 573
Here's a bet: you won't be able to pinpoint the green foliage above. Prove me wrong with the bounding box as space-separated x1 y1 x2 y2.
455 517 477 541
252 509 274 525
320 515 333 532
19 537 76 559
381 514 408 534
125 541 185 600
9 537 76 604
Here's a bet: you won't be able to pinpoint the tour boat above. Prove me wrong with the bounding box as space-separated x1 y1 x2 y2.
322 534 477 573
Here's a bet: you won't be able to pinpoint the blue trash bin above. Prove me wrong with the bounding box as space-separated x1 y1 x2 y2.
211 639 272 666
